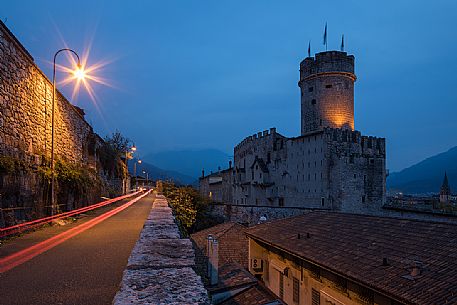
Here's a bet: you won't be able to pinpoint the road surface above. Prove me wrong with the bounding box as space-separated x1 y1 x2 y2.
0 192 153 305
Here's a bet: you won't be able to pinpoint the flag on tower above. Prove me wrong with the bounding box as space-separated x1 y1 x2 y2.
341 34 344 51
308 41 311 57
323 22 327 50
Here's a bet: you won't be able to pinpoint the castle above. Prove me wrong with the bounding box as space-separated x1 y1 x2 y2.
200 50 386 214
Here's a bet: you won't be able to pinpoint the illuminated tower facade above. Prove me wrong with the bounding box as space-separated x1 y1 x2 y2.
298 51 356 135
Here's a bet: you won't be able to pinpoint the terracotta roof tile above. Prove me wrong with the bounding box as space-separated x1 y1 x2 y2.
246 212 457 305
191 222 249 279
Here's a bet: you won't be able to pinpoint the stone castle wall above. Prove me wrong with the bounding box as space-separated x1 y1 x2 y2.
0 20 95 165
0 21 114 227
227 126 386 213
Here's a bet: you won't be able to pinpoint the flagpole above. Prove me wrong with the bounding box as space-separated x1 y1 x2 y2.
323 22 328 51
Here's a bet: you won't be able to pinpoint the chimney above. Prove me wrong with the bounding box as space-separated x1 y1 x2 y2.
411 264 421 277
202 169 205 178
207 235 219 285
207 235 213 278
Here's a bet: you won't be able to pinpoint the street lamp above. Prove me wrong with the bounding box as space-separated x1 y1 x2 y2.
51 48 84 216
133 158 142 190
142 170 149 188
123 144 136 194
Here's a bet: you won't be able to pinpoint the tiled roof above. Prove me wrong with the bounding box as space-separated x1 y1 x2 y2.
219 283 282 305
213 263 283 305
246 212 457 305
191 222 249 277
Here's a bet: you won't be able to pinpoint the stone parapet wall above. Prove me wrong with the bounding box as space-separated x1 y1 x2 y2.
206 203 325 226
113 195 209 304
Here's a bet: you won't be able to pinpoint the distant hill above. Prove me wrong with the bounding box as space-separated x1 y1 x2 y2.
142 149 231 179
127 160 196 186
388 146 457 194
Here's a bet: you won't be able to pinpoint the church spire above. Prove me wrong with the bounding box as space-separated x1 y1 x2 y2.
441 172 451 194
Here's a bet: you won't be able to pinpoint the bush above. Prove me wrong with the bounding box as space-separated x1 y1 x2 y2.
162 182 224 234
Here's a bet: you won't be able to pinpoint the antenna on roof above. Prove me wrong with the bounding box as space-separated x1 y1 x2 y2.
341 34 345 51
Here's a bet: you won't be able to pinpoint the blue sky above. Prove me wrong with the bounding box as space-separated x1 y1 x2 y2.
2 0 457 171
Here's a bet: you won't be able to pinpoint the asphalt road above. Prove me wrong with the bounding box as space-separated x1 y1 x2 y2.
0 193 153 305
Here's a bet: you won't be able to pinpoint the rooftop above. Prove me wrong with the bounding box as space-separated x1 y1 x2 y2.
191 222 249 273
246 212 457 305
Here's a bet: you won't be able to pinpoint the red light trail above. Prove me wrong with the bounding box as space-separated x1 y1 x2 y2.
0 190 151 274
0 192 140 238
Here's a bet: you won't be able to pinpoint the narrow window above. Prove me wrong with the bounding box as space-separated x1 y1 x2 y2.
312 288 320 305
293 277 300 303
321 198 325 206
354 174 356 179
279 198 284 207
279 272 284 299
362 195 366 203
308 86 313 92
311 99 316 105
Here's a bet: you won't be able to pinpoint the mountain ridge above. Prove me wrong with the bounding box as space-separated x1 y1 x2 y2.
388 146 457 194
142 149 231 179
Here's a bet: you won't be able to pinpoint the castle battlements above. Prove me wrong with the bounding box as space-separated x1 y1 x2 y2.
299 51 356 81
234 127 279 151
323 127 386 157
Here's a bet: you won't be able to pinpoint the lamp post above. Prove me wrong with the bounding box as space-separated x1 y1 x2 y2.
123 144 136 194
142 170 148 188
133 158 142 190
50 48 83 216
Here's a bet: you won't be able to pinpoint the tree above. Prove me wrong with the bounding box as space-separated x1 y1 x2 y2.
99 131 130 179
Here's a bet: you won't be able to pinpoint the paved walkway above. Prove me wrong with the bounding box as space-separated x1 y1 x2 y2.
113 195 209 305
0 192 154 305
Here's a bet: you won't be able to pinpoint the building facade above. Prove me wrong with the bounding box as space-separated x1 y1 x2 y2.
201 50 386 214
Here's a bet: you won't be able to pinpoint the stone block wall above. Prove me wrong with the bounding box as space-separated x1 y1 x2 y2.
206 203 320 226
0 21 116 227
0 20 94 165
299 51 356 134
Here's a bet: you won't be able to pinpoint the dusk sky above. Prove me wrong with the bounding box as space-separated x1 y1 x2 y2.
2 0 457 171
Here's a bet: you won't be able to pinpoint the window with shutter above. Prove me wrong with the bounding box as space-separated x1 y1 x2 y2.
293 277 300 303
312 288 320 305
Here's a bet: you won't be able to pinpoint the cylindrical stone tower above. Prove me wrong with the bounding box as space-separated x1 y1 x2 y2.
298 51 356 135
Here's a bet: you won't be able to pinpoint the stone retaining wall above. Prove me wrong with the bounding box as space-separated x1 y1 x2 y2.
113 195 209 304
